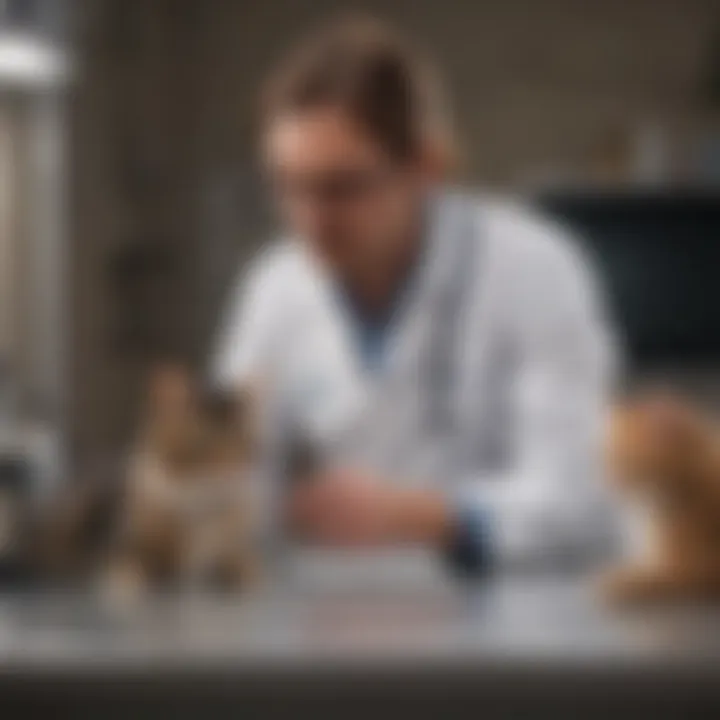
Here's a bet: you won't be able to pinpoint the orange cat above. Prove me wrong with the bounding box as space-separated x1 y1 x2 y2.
603 394 720 603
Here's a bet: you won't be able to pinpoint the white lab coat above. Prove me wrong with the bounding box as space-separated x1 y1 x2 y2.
214 189 617 570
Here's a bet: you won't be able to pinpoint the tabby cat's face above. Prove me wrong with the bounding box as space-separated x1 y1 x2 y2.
145 366 254 482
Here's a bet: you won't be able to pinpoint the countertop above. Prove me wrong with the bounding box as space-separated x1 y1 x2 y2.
0 572 718 717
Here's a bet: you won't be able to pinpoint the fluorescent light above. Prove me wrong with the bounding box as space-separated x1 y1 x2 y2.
0 32 70 88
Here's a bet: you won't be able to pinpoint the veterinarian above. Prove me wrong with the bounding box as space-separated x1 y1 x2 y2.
214 18 617 576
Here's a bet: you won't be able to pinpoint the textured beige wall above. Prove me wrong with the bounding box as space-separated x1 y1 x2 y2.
186 0 717 184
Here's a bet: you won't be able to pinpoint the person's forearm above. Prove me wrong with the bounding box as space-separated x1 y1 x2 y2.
390 487 454 546
391 487 495 576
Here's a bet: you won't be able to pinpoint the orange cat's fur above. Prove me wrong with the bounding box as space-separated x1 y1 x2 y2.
37 365 258 595
603 394 720 603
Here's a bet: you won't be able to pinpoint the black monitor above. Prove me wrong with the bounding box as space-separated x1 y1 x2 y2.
537 190 720 370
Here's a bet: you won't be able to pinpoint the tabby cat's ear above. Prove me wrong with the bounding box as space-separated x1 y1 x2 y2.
231 377 265 452
146 362 194 414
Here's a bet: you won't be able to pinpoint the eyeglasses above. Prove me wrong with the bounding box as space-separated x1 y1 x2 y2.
271 165 400 206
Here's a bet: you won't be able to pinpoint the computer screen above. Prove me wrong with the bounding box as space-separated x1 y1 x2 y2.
538 191 720 369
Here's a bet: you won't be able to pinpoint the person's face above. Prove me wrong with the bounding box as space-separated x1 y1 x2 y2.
264 107 431 276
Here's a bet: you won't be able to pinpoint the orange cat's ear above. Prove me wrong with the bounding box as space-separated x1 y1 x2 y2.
146 362 194 415
629 395 704 451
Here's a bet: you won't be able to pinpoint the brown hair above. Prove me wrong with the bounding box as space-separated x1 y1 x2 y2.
261 16 455 167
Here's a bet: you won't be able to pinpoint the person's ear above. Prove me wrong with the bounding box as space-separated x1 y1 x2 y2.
419 129 458 184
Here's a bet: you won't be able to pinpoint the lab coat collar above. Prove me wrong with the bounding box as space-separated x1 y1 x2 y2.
380 186 468 376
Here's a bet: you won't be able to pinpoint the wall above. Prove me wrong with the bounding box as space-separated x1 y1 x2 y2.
70 0 720 462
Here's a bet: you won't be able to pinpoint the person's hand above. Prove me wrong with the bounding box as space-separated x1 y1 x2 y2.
289 467 452 547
